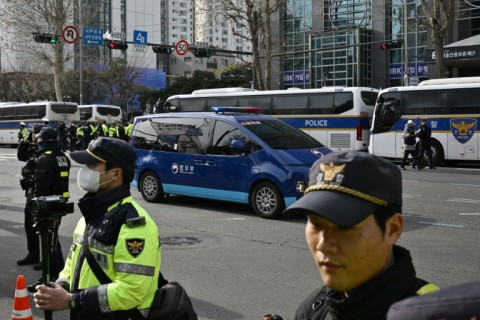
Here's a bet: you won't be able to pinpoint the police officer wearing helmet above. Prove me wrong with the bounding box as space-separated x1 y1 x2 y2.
18 122 29 142
17 126 70 280
33 137 161 320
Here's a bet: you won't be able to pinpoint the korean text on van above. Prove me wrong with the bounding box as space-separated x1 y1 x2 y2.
130 107 331 218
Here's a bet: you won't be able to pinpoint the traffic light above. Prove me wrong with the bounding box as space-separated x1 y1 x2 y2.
33 33 59 44
152 46 173 54
191 47 213 58
380 40 402 50
107 40 128 50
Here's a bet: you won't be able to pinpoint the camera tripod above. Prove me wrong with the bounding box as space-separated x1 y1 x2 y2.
28 215 63 320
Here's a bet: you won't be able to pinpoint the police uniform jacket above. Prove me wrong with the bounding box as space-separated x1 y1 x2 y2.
57 185 161 320
293 246 438 320
416 125 432 147
34 144 71 198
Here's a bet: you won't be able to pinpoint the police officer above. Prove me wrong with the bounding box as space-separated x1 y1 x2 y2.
283 151 438 320
416 119 436 169
33 137 161 320
400 120 422 170
18 122 29 142
17 126 70 279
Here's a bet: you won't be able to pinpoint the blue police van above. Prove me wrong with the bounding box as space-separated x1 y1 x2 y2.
130 107 331 219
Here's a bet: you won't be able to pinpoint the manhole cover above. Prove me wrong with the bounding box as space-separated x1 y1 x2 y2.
161 236 201 246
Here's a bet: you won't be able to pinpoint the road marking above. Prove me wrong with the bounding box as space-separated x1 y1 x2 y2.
403 193 422 198
450 183 480 187
212 218 246 221
417 221 465 228
447 198 480 204
458 213 480 216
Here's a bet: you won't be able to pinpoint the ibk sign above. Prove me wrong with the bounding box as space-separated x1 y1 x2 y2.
389 62 429 78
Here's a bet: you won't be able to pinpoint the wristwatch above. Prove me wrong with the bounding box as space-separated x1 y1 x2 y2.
69 293 77 310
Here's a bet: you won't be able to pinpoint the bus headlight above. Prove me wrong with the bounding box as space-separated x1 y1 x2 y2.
296 181 308 193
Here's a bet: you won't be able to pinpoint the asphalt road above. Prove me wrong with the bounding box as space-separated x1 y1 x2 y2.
0 146 479 319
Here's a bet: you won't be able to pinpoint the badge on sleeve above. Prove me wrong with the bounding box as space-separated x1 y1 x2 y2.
126 238 145 258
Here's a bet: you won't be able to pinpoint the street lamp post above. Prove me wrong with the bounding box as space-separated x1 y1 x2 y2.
403 0 409 86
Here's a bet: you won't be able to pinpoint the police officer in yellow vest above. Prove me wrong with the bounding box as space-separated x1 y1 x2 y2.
18 122 29 142
33 137 161 320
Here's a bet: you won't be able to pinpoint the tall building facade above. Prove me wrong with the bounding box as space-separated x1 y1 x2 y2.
194 0 252 60
271 0 480 90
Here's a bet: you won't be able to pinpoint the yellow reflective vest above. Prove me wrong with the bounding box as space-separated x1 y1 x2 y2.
57 196 161 318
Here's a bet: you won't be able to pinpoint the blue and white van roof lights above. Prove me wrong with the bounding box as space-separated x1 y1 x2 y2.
211 106 261 114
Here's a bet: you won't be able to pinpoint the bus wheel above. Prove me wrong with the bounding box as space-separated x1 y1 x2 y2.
251 182 285 219
139 171 165 202
430 139 444 166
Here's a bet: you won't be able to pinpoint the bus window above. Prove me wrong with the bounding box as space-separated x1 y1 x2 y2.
333 92 354 114
272 95 308 115
97 106 121 117
180 98 207 112
51 104 78 114
361 91 379 106
309 93 333 114
207 97 238 108
238 97 271 111
80 107 93 121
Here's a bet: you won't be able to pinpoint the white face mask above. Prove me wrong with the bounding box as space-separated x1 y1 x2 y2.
77 166 113 193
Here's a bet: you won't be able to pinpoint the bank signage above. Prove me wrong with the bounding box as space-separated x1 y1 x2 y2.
389 62 428 78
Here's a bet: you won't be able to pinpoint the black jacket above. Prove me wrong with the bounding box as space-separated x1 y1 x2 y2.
34 143 71 198
416 125 432 146
294 246 434 320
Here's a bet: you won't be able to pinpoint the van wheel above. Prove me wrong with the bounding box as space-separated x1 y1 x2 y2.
251 182 285 219
139 172 165 202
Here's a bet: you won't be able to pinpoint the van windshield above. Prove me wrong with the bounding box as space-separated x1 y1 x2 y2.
239 120 325 149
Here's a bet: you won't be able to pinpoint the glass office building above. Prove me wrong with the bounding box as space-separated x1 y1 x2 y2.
279 0 480 89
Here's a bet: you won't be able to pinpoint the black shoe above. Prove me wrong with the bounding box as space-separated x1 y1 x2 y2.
417 165 425 171
33 263 43 271
429 166 436 169
17 255 40 266
401 166 406 170
412 165 417 169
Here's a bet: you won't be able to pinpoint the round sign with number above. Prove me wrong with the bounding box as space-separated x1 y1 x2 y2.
175 40 189 56
62 25 79 44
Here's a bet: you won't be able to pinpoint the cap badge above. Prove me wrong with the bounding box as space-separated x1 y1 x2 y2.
319 162 346 185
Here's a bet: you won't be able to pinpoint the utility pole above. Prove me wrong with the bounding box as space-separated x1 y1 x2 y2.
78 0 83 105
403 0 409 86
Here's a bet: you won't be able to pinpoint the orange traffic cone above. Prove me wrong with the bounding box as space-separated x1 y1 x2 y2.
11 275 33 320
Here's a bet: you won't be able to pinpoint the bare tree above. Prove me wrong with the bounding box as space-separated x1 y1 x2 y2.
0 0 81 101
198 0 287 90
418 0 455 78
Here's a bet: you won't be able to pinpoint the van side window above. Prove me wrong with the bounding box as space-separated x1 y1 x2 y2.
208 120 247 155
132 117 212 154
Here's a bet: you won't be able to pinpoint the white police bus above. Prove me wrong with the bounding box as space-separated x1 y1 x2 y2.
0 101 80 146
369 80 480 165
165 87 379 151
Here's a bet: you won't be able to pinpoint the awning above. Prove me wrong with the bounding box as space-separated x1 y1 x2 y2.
424 34 480 68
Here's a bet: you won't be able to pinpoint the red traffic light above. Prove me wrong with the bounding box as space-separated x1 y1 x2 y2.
380 41 402 50
108 41 128 50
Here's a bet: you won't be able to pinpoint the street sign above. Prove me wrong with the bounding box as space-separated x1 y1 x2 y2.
133 44 147 53
175 40 189 56
83 27 103 46
133 30 148 45
62 25 79 44
39 25 55 34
